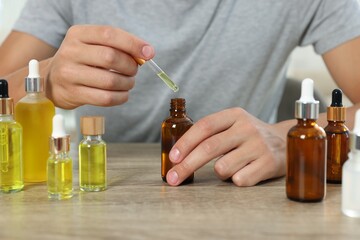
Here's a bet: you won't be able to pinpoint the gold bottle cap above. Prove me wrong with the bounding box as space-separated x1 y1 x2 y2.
81 116 105 135
134 57 146 66
0 98 13 115
50 135 70 154
327 106 346 122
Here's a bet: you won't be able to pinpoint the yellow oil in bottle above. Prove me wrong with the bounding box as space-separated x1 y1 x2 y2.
15 94 55 182
0 120 23 193
79 141 107 191
47 154 73 200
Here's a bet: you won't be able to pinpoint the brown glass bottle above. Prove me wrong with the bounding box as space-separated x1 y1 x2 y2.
161 98 194 184
287 119 326 202
324 89 349 183
286 78 326 202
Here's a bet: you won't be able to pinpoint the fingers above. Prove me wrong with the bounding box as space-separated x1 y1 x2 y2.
231 156 277 187
166 108 245 186
213 141 260 181
165 107 286 187
60 64 135 91
68 44 138 76
46 25 153 109
169 108 243 164
66 25 155 60
47 64 135 109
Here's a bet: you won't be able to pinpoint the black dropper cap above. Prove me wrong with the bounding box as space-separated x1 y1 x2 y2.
330 89 343 107
0 79 13 115
0 79 9 98
327 88 345 122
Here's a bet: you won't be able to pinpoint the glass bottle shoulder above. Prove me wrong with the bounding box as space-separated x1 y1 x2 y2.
48 152 72 162
344 151 360 172
324 121 350 134
79 135 106 146
18 92 54 105
288 119 326 139
0 116 22 129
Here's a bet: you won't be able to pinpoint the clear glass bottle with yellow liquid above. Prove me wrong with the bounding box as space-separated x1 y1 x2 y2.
15 59 55 182
0 79 24 193
79 116 107 192
47 114 73 200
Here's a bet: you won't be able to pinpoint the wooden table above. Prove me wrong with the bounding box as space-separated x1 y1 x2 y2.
0 143 359 239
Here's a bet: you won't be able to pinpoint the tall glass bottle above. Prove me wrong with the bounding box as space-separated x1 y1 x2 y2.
0 80 23 193
161 98 194 184
325 89 349 183
79 116 107 192
15 59 55 182
342 109 360 218
286 78 326 202
47 114 73 200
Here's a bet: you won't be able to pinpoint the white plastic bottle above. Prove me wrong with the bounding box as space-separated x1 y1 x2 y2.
342 109 360 218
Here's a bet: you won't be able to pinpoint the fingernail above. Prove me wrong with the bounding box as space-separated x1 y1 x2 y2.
170 148 181 163
142 45 154 59
167 171 179 185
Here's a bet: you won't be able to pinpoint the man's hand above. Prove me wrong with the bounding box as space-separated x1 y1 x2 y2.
44 25 155 109
166 108 288 186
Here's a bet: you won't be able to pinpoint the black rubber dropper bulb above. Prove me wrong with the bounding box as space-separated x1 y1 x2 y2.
0 79 9 98
331 89 343 107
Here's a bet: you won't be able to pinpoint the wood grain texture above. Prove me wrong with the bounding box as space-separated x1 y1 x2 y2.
0 143 359 240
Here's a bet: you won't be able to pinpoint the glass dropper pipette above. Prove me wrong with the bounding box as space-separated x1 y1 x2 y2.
134 58 179 92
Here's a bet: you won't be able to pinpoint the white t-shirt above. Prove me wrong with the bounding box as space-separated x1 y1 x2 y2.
14 0 360 142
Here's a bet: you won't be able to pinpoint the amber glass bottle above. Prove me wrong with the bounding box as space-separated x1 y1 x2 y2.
161 98 194 184
325 89 349 183
286 78 326 202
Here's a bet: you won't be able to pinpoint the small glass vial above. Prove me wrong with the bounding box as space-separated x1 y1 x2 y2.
161 98 194 184
342 109 360 218
79 116 107 192
325 89 350 183
286 78 326 202
0 79 24 193
47 114 73 200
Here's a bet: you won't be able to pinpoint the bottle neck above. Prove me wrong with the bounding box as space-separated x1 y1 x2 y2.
297 118 317 127
50 151 71 159
83 135 103 141
170 98 187 118
327 120 345 125
0 114 14 122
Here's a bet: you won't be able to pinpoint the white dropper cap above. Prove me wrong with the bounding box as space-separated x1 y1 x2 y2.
351 109 360 151
25 59 42 92
295 78 320 119
50 114 70 153
28 59 40 78
52 114 67 138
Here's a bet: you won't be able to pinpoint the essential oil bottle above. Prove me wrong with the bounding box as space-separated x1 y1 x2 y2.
342 109 360 218
0 79 24 193
79 116 107 192
286 78 326 202
325 89 350 183
15 59 55 182
47 114 73 200
161 98 194 184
